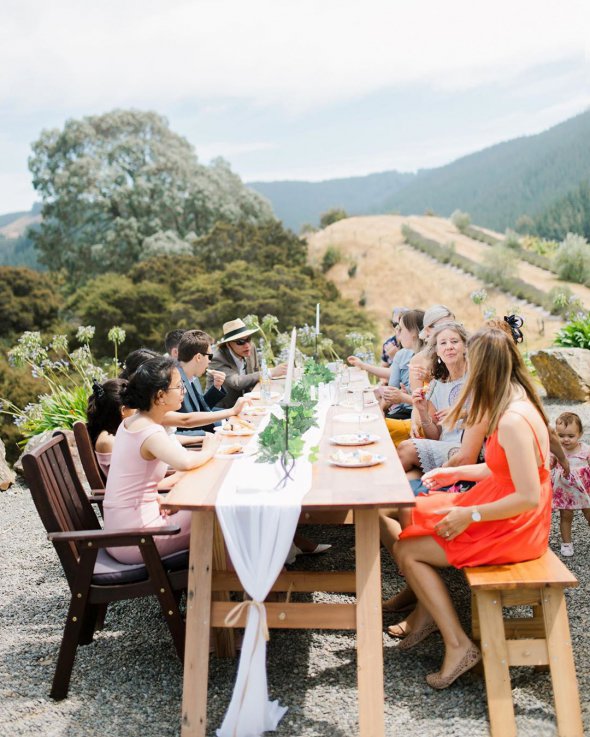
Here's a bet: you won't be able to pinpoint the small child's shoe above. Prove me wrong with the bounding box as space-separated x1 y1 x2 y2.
560 543 574 557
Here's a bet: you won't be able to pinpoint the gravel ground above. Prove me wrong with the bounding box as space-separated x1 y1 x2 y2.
1 400 590 737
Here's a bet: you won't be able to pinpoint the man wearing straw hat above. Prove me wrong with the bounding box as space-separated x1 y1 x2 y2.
207 318 287 409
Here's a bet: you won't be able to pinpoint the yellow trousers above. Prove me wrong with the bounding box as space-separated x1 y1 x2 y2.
385 418 412 447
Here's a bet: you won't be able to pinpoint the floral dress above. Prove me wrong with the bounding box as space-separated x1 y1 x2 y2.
551 442 590 510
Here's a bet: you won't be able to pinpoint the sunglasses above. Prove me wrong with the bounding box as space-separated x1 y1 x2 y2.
205 353 213 360
233 337 252 346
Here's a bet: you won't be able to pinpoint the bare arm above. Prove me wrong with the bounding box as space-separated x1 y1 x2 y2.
432 413 548 539
162 397 252 428
443 418 487 467
141 430 220 470
347 356 390 379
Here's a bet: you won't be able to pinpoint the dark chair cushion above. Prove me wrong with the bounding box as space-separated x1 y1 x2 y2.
92 549 189 585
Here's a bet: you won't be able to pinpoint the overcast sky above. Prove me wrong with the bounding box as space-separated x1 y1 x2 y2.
1 0 589 212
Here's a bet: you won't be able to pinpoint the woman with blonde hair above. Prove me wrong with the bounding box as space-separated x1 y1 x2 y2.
390 326 551 689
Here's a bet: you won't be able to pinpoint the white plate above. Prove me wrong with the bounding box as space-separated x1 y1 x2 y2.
244 391 281 401
217 427 255 437
242 406 269 416
333 412 378 424
215 445 256 459
329 452 385 468
330 433 380 446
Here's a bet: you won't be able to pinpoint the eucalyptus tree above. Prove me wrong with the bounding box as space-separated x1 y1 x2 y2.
28 109 273 284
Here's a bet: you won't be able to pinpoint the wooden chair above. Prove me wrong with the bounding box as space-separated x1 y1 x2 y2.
22 431 188 700
72 420 106 490
465 550 583 737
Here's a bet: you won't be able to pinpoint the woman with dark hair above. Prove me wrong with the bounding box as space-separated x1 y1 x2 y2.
119 348 160 380
103 357 220 564
86 379 132 475
390 326 552 688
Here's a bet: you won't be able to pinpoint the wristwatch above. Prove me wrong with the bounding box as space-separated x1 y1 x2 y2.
471 508 482 522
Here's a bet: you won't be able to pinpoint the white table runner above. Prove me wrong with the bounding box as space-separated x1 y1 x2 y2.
215 399 330 737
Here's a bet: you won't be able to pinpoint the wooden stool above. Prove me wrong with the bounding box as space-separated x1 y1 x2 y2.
464 551 583 737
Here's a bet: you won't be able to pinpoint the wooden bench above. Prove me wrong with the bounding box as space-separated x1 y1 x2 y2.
464 550 583 737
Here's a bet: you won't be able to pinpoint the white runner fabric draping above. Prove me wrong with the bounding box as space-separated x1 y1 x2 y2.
215 398 330 737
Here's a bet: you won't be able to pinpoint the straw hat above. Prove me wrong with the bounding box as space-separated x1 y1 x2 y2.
217 318 260 345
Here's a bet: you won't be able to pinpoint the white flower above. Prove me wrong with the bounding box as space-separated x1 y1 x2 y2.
107 326 126 344
76 325 96 343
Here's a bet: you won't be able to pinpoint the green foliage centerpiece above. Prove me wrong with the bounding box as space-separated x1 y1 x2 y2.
256 329 334 485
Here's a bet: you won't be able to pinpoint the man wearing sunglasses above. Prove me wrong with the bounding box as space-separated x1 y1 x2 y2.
176 329 250 435
207 318 287 409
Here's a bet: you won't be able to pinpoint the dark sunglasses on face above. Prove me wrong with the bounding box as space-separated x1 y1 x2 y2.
234 337 252 346
391 321 399 329
205 353 213 360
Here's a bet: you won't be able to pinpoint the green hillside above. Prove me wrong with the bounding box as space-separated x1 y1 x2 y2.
380 110 590 229
248 170 414 232
249 110 590 233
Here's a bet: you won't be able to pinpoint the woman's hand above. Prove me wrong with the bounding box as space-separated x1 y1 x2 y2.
433 506 472 541
409 364 430 386
157 492 179 516
411 386 428 413
421 466 462 490
434 408 449 423
382 385 402 406
202 432 222 454
347 355 363 368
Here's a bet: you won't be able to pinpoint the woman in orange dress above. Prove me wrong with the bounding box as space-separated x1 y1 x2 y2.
391 326 552 689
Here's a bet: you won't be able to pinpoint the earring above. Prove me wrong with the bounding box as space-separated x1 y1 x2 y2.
437 357 442 364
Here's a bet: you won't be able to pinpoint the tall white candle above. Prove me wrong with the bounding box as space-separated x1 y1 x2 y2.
316 303 320 334
283 327 297 405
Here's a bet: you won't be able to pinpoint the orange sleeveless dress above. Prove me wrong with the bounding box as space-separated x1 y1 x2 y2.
399 409 552 568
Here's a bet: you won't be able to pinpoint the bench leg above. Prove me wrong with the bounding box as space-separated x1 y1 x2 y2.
542 588 583 737
475 590 516 737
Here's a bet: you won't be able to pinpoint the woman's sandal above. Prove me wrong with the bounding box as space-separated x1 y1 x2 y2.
425 642 481 689
396 620 438 651
386 622 409 638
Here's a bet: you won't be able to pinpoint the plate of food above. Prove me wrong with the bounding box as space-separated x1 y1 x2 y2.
244 391 281 401
333 412 378 424
216 417 256 436
330 433 380 446
241 405 269 416
328 450 385 468
215 443 255 459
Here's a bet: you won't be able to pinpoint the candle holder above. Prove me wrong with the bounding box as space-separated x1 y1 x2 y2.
314 331 320 361
275 401 300 490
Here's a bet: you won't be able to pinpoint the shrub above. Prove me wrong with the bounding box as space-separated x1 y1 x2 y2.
554 233 590 284
504 229 521 249
319 208 348 229
548 287 585 318
451 209 471 233
478 246 519 284
554 314 590 350
321 246 342 273
358 291 367 307
347 261 358 278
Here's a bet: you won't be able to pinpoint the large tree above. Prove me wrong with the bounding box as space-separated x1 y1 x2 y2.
28 110 273 283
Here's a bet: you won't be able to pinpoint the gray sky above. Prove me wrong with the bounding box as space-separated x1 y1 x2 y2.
1 0 589 212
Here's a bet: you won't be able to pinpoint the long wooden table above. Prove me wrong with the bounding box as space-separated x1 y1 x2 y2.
163 388 415 737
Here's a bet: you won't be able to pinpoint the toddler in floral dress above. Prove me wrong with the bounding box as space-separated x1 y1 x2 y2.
551 412 590 557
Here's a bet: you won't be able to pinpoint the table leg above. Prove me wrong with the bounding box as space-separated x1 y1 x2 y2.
181 511 214 737
355 508 385 737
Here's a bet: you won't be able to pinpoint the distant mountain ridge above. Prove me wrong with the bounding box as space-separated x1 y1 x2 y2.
248 170 415 232
249 109 590 233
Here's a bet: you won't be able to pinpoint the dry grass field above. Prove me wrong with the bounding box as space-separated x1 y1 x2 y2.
306 215 575 352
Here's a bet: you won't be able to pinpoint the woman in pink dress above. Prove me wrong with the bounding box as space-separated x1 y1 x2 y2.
104 357 221 564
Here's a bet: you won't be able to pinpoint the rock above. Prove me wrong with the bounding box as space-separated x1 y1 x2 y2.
529 348 590 401
0 437 16 490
